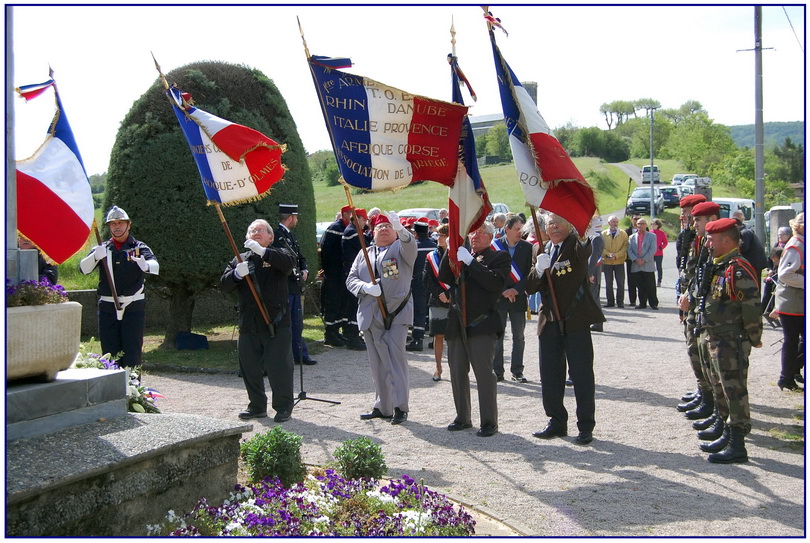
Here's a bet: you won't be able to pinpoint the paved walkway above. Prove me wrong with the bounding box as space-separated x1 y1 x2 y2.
147 243 805 536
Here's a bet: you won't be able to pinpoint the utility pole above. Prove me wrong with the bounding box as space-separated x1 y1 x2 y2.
6 5 19 284
648 107 657 220
754 6 766 242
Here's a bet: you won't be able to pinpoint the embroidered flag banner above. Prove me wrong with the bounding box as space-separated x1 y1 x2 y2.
488 20 595 236
308 56 468 191
447 54 491 273
167 86 286 206
16 78 94 264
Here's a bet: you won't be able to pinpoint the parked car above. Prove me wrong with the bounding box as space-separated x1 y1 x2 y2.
641 165 660 184
713 198 755 228
397 208 441 222
678 185 695 196
626 187 664 216
660 186 683 208
316 221 332 247
486 202 510 220
671 173 697 186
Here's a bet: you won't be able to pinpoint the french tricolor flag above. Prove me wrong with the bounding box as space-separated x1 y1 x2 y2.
168 86 286 206
309 56 468 191
447 54 491 274
16 79 94 264
489 23 595 237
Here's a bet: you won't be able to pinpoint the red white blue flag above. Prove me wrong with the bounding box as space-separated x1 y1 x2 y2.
15 77 94 264
488 16 595 236
167 86 286 206
308 55 468 191
447 54 491 274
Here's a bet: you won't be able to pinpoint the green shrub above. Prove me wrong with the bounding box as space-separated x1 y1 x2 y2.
240 427 307 487
333 436 387 480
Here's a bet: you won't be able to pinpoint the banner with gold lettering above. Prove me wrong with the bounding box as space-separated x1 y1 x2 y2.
168 85 287 206
309 56 468 191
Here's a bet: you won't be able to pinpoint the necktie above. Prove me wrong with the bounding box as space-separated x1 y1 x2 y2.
550 244 560 266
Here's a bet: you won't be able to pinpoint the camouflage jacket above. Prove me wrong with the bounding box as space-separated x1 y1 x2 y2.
698 248 763 345
681 233 707 309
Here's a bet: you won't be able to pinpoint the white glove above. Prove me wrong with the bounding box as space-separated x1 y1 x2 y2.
93 244 106 261
244 239 266 258
234 261 250 279
361 282 382 297
131 255 149 272
387 211 404 231
457 246 473 265
535 253 551 273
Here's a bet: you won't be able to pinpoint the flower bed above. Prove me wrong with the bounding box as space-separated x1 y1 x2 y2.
149 471 476 537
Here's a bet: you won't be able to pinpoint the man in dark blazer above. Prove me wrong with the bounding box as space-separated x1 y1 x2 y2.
439 222 511 437
221 219 297 422
527 213 605 445
274 204 317 365
491 214 534 382
625 214 641 306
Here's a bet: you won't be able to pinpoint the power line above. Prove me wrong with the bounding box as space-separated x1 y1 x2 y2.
783 6 805 55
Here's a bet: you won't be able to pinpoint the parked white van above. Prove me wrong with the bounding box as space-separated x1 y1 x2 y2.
641 165 660 184
713 198 755 228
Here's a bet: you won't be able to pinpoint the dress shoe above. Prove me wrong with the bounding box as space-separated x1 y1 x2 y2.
657 281 662 287
238 409 268 421
324 330 346 347
391 408 408 425
360 408 392 420
447 421 473 431
617 304 625 308
273 409 292 423
405 338 424 352
533 423 567 439
603 303 615 308
634 304 647 309
432 373 442 382
496 374 505 382
650 306 659 310
796 373 805 384
295 357 317 365
575 431 593 445
778 378 799 391
590 324 603 332
477 425 498 437
345 337 367 351
512 373 528 383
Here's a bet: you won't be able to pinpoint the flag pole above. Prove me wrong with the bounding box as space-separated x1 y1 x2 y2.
92 222 123 315
449 18 468 331
530 206 562 321
152 53 271 328
342 184 389 321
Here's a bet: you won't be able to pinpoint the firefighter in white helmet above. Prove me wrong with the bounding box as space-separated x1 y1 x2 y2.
80 206 159 367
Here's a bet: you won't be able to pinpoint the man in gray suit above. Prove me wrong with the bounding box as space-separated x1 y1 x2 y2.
627 217 659 310
346 211 416 425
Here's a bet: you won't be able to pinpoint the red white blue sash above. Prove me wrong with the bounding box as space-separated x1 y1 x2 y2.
491 238 522 283
428 249 450 290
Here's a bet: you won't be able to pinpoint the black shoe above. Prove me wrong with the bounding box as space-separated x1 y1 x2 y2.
477 425 498 437
496 374 505 382
360 408 392 420
511 373 528 383
603 303 615 308
273 409 292 423
324 330 347 347
345 338 367 351
391 408 408 425
796 373 805 384
428 341 434 349
405 338 424 352
533 423 567 439
650 306 659 310
447 421 473 431
295 357 318 365
575 431 593 445
778 379 799 391
590 324 603 332
617 304 625 308
634 304 647 309
238 409 268 421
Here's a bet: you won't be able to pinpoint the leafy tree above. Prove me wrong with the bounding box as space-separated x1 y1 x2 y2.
553 122 578 152
324 158 341 186
572 127 604 157
105 61 315 347
306 149 334 181
485 122 512 161
475 130 489 157
663 112 736 172
771 137 804 184
599 103 615 130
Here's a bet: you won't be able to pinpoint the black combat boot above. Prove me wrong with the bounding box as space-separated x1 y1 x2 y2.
681 389 699 402
324 328 346 347
345 335 367 351
697 415 725 441
677 392 702 412
406 337 424 352
699 425 730 453
692 412 717 431
708 427 748 464
685 393 714 420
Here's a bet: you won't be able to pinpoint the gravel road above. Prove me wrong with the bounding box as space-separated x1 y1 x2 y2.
145 242 805 536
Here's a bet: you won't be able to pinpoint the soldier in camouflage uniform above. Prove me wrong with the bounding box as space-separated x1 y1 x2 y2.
675 194 710 414
696 218 763 464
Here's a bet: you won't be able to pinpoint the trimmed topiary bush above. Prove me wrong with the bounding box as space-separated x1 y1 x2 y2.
240 426 307 487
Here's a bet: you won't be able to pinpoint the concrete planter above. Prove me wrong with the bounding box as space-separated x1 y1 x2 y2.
7 301 82 382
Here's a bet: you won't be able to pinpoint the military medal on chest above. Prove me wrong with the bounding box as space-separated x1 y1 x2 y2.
555 259 573 276
382 257 399 279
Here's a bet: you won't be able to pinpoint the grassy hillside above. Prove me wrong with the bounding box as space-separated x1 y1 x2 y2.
729 121 804 148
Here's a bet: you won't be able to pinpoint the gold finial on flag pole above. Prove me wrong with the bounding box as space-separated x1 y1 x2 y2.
151 51 170 91
450 16 457 57
297 16 311 59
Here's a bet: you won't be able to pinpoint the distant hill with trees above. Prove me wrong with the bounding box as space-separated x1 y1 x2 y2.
728 121 804 148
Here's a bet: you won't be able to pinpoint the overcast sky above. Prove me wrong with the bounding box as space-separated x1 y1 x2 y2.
10 4 806 176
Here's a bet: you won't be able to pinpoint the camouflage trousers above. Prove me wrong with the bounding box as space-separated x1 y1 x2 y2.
700 330 751 433
696 331 728 417
684 312 711 394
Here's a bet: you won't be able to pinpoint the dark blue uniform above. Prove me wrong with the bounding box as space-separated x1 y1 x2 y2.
341 222 372 346
409 230 436 346
320 218 349 341
274 223 311 364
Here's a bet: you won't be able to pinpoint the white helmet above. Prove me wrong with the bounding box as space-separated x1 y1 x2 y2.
105 206 130 223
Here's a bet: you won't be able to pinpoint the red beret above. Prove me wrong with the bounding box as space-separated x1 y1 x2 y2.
705 218 738 234
428 219 439 227
341 205 352 214
405 217 416 226
680 194 707 208
691 201 721 217
371 214 390 228
355 208 368 220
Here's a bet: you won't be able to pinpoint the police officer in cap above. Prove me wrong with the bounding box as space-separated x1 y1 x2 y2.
274 203 317 366
406 217 437 352
80 206 159 367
